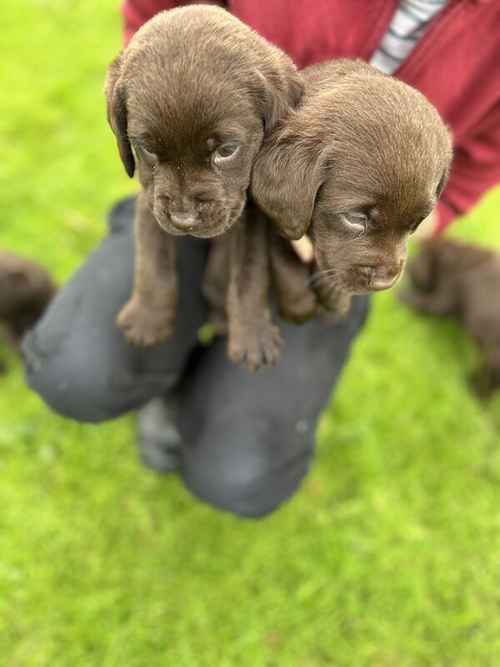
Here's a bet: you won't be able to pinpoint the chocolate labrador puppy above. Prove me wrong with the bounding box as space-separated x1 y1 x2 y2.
0 251 55 367
205 59 453 370
401 238 500 399
252 59 453 316
105 5 302 362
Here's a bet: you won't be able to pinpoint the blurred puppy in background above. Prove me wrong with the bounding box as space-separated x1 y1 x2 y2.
0 251 55 370
401 238 500 399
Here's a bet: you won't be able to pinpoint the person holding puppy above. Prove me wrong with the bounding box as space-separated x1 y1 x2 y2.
22 0 500 518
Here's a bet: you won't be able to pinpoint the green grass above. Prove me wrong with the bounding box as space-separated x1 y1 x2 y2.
2 2 500 665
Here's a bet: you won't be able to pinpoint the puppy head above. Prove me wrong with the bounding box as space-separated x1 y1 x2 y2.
0 252 55 333
105 6 302 238
253 61 452 297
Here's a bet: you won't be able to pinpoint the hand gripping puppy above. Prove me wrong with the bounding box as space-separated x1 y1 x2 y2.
252 59 453 316
105 5 302 349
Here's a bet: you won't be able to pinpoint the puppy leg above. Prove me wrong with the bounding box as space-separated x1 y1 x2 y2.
117 189 176 346
313 277 352 319
270 233 318 323
227 210 282 372
202 237 231 334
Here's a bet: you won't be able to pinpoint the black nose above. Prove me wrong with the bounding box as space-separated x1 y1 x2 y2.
370 264 403 291
169 213 197 231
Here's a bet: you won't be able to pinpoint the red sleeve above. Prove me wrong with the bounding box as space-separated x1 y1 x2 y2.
122 0 224 45
435 103 500 235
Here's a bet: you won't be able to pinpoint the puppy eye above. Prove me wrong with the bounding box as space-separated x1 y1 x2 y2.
141 146 158 161
340 211 368 233
213 143 240 166
133 142 158 164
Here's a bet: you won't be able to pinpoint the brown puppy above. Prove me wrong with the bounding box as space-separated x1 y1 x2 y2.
105 5 302 349
401 238 500 399
0 251 56 366
252 59 453 314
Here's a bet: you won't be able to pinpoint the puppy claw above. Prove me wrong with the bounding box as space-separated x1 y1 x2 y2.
229 322 283 373
117 299 174 347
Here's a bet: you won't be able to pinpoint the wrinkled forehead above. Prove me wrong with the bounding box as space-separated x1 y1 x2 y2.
315 76 451 179
127 85 262 155
319 160 439 221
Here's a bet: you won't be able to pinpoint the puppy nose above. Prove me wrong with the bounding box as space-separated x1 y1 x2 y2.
169 212 197 231
370 265 402 291
371 274 399 290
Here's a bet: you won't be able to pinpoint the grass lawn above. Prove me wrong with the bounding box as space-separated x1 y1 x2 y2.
2 2 500 665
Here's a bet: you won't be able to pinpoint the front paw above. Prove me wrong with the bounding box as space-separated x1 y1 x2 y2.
314 281 350 317
229 320 283 373
279 289 318 323
117 297 175 347
318 288 351 320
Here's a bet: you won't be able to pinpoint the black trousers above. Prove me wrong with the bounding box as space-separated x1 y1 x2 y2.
22 197 370 517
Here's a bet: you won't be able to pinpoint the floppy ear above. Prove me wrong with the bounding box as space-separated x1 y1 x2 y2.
105 55 135 178
254 67 304 136
251 136 326 240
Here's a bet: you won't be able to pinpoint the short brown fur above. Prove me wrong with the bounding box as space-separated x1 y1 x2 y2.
401 238 500 398
0 251 56 367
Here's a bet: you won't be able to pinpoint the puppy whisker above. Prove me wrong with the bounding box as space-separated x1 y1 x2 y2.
308 267 339 287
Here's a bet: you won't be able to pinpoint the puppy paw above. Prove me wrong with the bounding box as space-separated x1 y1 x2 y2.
117 298 174 347
333 293 352 319
229 321 283 373
321 292 352 320
279 290 318 323
315 283 351 318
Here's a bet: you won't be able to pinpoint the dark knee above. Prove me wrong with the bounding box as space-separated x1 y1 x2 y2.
22 330 122 423
182 436 313 519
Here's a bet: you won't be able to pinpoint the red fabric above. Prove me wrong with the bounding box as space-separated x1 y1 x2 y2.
121 0 500 233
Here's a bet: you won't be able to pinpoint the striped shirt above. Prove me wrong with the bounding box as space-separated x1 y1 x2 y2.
370 0 447 75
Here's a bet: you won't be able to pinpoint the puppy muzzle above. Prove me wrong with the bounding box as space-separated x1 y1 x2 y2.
354 264 404 292
169 212 197 233
154 193 245 238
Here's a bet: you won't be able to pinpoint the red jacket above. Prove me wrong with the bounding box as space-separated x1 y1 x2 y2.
122 0 500 233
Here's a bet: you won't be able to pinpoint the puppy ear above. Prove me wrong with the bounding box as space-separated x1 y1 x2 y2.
254 67 304 135
105 55 135 178
252 135 326 240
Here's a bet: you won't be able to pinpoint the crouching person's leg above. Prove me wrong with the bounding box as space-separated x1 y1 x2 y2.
22 197 209 423
179 296 370 518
